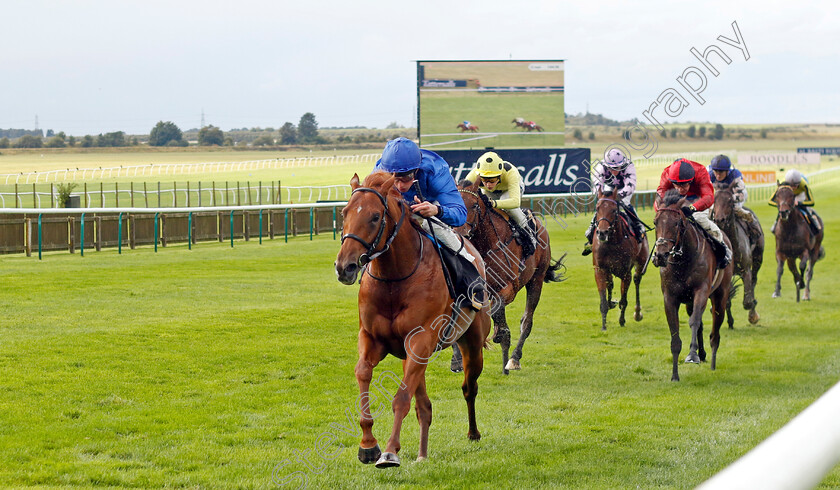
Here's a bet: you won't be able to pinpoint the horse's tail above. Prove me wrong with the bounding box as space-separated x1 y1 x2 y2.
818 245 826 262
544 252 569 283
728 276 742 304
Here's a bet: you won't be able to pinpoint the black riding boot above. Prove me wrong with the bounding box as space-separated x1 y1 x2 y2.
582 215 596 256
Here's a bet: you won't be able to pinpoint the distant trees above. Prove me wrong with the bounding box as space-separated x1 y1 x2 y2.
297 112 320 143
252 135 275 146
96 131 126 147
14 135 43 148
0 137 9 148
279 122 298 144
572 129 582 139
686 125 696 138
198 125 224 146
711 124 724 140
45 132 67 148
149 121 186 146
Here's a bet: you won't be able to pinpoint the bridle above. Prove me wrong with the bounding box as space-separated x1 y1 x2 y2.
458 188 484 240
595 197 619 239
340 187 407 266
776 185 796 221
654 208 688 264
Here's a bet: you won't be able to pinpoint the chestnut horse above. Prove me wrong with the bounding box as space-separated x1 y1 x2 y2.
511 119 544 132
457 123 479 133
334 172 491 468
653 190 733 381
591 190 649 331
455 179 566 374
712 181 763 324
771 184 825 302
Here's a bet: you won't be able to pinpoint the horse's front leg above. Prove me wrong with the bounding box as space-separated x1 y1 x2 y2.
491 307 511 375
685 288 709 365
618 270 631 327
379 358 429 468
633 260 644 322
787 256 802 302
509 276 545 369
663 293 682 381
595 268 610 331
355 332 386 464
772 252 785 298
804 248 817 301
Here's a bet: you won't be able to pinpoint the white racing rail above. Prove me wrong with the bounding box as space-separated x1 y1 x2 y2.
697 380 840 489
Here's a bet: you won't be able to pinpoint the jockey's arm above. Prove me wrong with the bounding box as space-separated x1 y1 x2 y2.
692 171 715 211
490 167 523 209
797 184 815 206
618 163 637 199
732 177 747 203
768 188 779 207
427 165 467 227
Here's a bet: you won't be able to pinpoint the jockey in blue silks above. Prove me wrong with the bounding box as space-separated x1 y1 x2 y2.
373 137 472 262
708 154 761 240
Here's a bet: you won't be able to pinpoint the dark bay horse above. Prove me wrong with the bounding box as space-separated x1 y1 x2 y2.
334 172 491 468
591 190 649 331
457 123 479 133
712 182 763 324
455 179 566 374
771 184 825 302
653 190 733 381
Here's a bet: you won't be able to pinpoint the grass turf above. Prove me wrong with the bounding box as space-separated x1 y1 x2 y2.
0 180 838 488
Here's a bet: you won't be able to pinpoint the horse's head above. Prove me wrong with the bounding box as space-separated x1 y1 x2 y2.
652 189 687 268
776 184 796 221
712 181 736 226
594 189 620 243
456 179 488 240
335 172 402 284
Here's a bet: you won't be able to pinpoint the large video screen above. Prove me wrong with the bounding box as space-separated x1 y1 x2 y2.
417 60 565 149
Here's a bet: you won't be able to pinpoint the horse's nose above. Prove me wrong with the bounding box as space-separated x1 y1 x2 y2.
335 261 359 285
652 253 665 268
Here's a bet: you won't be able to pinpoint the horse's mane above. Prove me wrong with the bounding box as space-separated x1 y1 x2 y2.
662 189 683 206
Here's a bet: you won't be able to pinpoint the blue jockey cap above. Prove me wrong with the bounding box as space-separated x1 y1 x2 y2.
378 137 422 173
710 154 732 171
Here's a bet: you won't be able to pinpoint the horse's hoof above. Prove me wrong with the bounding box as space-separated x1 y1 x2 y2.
416 456 427 462
684 353 701 364
450 363 463 373
609 300 618 310
803 292 810 301
771 291 780 298
468 430 481 441
505 358 521 371
358 444 382 464
749 312 760 324
375 452 400 468
634 312 643 322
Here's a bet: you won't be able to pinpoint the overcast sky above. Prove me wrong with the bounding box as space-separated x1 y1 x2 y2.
1 0 838 136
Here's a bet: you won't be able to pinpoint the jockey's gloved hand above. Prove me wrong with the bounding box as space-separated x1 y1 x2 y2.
488 199 497 208
618 190 627 199
681 204 696 217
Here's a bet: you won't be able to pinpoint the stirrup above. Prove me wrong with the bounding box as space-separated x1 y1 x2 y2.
582 242 593 256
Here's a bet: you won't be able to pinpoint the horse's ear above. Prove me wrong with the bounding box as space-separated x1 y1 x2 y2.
776 180 781 187
350 173 360 190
